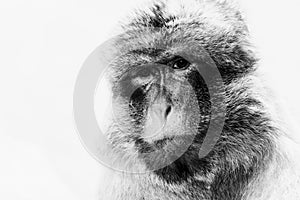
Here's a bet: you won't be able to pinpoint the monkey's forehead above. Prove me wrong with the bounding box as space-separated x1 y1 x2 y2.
122 0 248 38
114 0 251 58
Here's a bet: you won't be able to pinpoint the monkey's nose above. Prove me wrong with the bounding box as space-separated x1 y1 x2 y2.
143 101 173 140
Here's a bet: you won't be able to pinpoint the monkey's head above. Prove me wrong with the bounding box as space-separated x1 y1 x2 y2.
104 0 275 198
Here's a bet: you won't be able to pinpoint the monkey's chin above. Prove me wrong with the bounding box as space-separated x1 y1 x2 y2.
132 134 203 177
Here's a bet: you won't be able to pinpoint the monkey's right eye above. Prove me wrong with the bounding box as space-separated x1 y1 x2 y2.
171 57 191 70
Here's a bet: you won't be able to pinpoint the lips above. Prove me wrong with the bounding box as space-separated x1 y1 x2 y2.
153 136 175 149
134 135 176 155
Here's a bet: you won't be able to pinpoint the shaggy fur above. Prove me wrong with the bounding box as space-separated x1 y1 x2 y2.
99 0 300 199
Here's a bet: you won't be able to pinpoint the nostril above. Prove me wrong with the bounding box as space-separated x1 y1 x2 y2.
165 106 172 118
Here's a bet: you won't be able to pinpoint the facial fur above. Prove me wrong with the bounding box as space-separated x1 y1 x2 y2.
99 1 300 200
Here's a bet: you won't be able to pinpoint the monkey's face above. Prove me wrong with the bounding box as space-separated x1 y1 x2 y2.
106 41 217 172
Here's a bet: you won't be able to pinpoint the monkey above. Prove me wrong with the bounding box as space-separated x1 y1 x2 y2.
97 0 300 199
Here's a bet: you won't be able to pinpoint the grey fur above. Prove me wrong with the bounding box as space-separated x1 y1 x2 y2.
99 1 298 200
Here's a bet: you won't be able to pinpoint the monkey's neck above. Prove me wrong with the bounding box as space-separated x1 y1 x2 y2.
243 135 300 200
99 136 300 200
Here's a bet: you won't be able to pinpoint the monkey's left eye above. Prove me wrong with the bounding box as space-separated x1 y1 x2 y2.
171 57 191 70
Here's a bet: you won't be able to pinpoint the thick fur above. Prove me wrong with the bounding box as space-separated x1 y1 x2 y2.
99 0 300 199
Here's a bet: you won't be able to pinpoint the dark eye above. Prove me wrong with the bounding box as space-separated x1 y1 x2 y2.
171 57 191 70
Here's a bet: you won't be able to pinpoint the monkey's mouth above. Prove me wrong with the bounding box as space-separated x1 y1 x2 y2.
153 136 175 149
134 134 198 173
134 136 176 154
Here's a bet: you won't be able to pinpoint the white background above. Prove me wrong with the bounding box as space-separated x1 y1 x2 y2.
0 0 299 199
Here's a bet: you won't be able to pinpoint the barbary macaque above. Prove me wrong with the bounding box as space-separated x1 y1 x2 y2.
98 0 300 199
